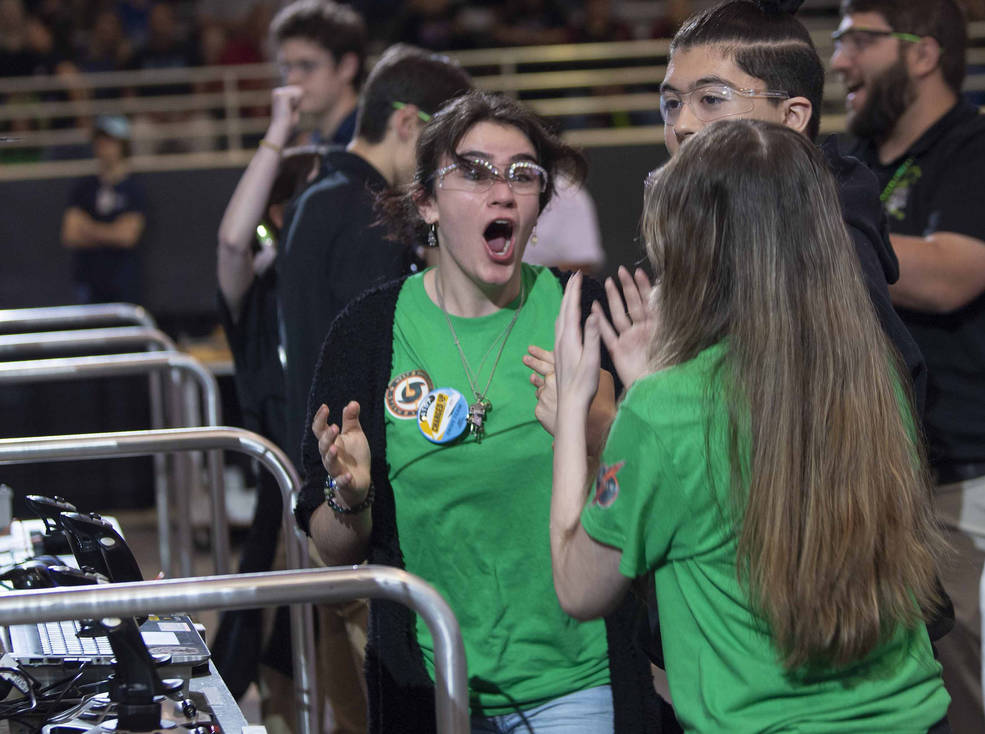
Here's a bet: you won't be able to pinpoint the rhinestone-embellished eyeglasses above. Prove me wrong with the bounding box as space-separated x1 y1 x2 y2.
435 157 549 195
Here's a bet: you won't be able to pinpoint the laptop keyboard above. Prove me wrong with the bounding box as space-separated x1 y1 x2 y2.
38 620 113 656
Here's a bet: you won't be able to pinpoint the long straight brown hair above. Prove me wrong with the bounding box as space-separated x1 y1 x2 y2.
642 119 944 669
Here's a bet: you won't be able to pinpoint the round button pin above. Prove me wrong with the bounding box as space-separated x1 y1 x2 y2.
418 387 468 444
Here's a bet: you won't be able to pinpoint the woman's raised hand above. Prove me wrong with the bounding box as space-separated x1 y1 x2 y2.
594 266 656 388
311 401 372 507
554 271 601 413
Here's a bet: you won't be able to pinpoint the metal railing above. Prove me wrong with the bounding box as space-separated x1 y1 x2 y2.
0 324 181 574
0 353 227 577
0 566 469 734
0 426 328 734
0 325 175 357
0 303 156 332
0 304 171 575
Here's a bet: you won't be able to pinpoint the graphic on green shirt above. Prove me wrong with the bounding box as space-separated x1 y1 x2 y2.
386 265 610 716
581 344 948 732
592 461 624 508
883 161 922 221
385 369 433 419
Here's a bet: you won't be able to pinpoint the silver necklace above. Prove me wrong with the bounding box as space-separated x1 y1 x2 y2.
435 275 526 442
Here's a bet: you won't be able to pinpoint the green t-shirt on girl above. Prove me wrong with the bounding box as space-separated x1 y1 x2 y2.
386 264 610 716
581 344 949 733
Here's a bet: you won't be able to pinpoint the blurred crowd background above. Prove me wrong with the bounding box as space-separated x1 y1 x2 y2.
0 0 762 81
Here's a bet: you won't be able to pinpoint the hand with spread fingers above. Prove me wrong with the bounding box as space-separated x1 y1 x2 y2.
311 401 371 508
554 271 602 415
594 265 657 388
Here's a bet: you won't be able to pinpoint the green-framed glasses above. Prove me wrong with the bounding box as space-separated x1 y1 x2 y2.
392 101 432 123
831 27 923 56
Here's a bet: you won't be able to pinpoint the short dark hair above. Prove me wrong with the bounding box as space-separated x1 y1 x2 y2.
354 44 473 144
381 91 587 244
671 0 824 140
270 0 368 88
840 0 967 93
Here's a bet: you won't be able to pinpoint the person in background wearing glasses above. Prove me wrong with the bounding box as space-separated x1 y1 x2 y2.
294 90 664 733
211 5 366 729
270 0 367 148
213 143 324 726
650 0 926 416
832 2 985 731
279 43 472 473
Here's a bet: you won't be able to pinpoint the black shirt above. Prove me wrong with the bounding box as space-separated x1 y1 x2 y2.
820 137 927 418
217 265 285 449
842 101 985 466
278 149 422 466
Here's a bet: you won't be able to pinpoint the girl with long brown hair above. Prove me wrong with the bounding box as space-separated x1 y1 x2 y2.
549 119 950 731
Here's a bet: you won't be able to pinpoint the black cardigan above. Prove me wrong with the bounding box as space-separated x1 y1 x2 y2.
295 271 664 733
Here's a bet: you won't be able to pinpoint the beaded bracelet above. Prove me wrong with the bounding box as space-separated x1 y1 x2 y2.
259 138 283 155
324 474 375 515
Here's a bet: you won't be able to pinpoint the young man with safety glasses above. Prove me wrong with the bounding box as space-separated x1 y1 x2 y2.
653 0 925 409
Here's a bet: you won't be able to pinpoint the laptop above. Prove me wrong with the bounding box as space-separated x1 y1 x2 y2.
0 513 211 687
4 612 211 674
2 609 211 693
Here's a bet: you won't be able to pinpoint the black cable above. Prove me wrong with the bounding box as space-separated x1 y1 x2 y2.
42 663 90 716
0 686 37 719
0 662 98 722
37 661 91 696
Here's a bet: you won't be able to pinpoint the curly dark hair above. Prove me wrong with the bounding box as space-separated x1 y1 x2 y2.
379 90 587 246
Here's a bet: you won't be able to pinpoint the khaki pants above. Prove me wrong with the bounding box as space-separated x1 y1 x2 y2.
257 538 369 734
935 476 985 734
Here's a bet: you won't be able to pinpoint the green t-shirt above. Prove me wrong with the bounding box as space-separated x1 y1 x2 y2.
581 344 949 733
386 264 610 716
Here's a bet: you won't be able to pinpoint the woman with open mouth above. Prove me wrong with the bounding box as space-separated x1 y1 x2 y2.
292 89 664 734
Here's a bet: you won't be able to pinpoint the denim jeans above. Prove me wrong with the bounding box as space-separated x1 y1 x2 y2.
470 685 613 734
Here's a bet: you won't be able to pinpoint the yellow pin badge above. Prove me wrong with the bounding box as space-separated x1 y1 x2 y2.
417 387 468 444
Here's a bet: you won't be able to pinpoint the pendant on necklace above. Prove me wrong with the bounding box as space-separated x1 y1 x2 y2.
468 398 492 441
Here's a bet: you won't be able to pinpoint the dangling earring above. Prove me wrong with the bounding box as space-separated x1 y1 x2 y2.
427 222 438 248
530 226 538 246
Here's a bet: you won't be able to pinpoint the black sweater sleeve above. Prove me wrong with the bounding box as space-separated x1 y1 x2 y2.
294 280 403 535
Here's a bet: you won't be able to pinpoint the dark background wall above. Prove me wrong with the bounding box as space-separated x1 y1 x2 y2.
0 144 669 324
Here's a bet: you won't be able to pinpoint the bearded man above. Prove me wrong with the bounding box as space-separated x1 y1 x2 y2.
833 2 985 731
